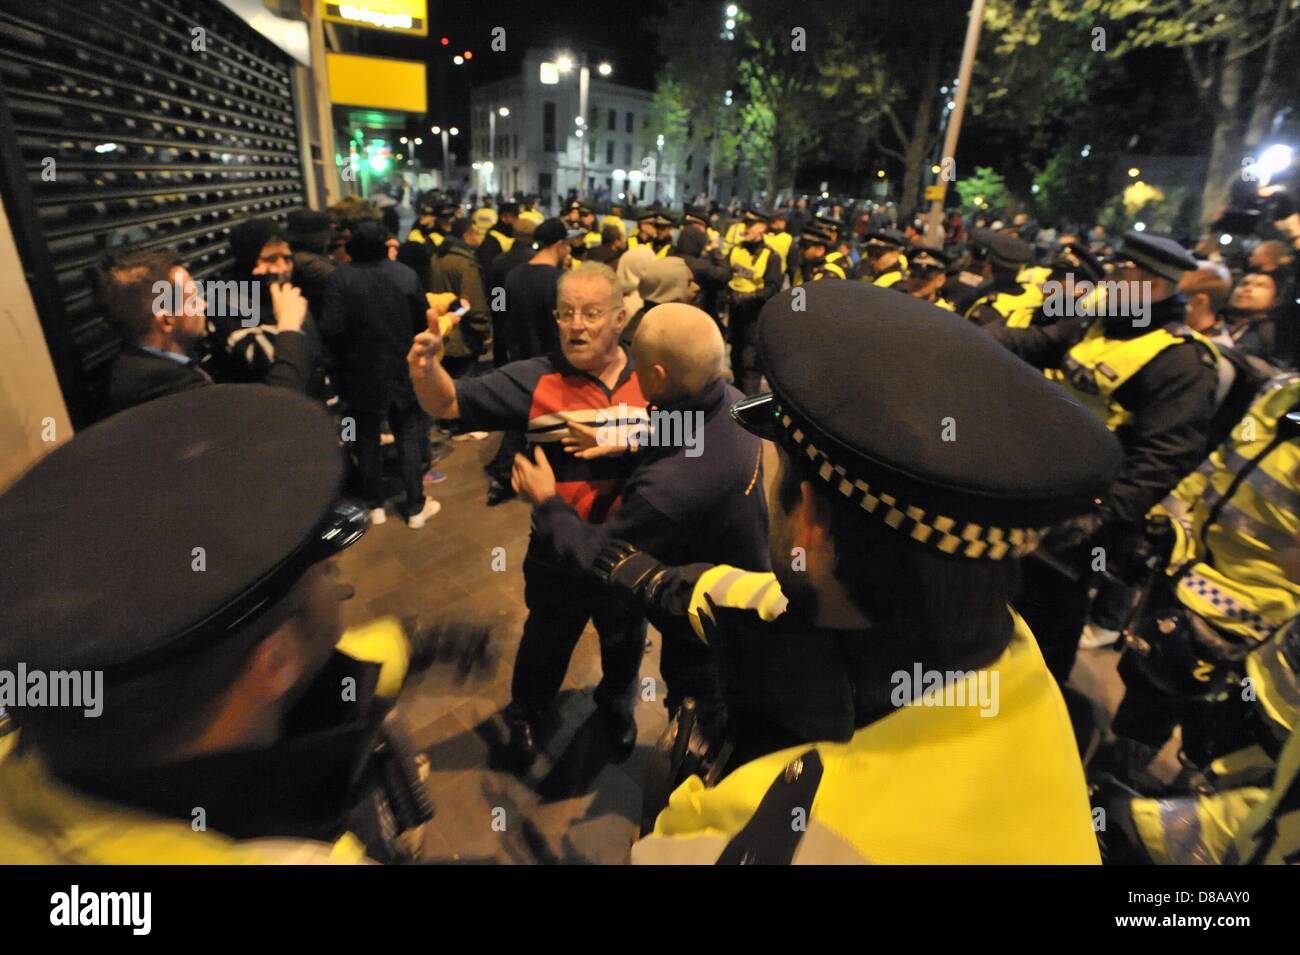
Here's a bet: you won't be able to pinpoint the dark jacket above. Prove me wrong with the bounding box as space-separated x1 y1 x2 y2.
988 295 1218 525
319 259 427 413
429 237 491 359
108 345 211 413
532 377 769 573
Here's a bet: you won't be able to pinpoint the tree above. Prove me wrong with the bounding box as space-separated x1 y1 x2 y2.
1032 143 1115 225
989 0 1300 226
956 166 1011 216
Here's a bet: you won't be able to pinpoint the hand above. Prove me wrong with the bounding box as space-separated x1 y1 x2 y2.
562 420 630 460
510 445 557 505
408 330 442 382
594 540 707 617
268 280 307 332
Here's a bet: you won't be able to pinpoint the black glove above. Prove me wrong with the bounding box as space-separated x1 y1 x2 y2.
594 539 708 617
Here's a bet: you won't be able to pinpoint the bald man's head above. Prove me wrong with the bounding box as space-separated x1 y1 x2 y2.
632 303 725 404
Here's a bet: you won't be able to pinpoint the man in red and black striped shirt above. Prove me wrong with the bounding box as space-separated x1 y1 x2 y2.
409 262 648 764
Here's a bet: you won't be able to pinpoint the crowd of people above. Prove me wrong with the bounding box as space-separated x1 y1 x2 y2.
1 173 1298 866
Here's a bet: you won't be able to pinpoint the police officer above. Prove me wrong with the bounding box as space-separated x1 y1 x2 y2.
764 209 793 277
595 282 1120 863
861 229 909 287
815 215 856 280
726 209 783 393
1035 241 1107 326
902 246 956 310
475 201 519 271
987 232 1220 683
0 386 428 863
628 210 673 258
792 227 846 284
1095 372 1300 788
963 232 1045 328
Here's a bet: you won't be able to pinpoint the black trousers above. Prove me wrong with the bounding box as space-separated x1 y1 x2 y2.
728 296 766 395
511 557 646 719
1015 554 1092 685
355 403 426 518
484 428 526 485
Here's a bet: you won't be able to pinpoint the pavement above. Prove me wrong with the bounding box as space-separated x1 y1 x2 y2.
334 424 1176 864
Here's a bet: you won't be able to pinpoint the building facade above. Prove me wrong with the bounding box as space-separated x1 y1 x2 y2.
469 50 678 211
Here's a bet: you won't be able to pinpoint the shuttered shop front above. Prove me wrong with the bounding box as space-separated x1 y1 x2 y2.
0 0 307 424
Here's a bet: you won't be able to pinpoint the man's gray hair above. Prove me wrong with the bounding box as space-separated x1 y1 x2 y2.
558 260 621 304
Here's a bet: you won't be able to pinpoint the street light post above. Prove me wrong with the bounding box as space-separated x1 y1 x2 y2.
431 125 459 190
925 0 986 248
559 54 611 200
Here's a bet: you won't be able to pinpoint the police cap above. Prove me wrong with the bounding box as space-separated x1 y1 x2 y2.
683 207 710 228
742 208 769 225
1048 241 1105 283
906 246 951 274
986 232 1032 269
863 229 906 252
1118 231 1197 282
733 283 1122 560
0 386 364 674
800 226 834 246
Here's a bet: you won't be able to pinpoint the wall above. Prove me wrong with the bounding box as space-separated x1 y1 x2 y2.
0 194 72 490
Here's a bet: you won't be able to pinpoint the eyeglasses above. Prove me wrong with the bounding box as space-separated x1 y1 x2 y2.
555 305 619 326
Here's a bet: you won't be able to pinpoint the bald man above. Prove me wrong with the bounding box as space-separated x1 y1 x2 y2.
512 303 769 730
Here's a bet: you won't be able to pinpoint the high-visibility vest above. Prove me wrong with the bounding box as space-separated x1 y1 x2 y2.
487 228 515 254
1018 265 1053 288
1152 375 1300 642
934 296 956 312
631 567 1101 864
599 214 625 233
826 249 852 279
519 208 544 226
873 267 905 289
722 220 745 255
728 244 774 294
472 207 497 231
0 618 412 864
1125 616 1300 865
964 284 1045 328
582 230 602 248
406 227 444 248
794 259 846 284
628 234 670 258
764 231 792 274
1059 322 1219 431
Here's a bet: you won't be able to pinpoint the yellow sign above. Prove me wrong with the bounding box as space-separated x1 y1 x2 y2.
327 53 427 113
924 185 946 202
321 1 427 36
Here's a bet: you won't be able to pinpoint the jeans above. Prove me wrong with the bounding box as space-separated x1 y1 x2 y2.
356 403 426 518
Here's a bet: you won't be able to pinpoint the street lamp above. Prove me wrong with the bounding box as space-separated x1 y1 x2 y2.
431 124 458 188
556 51 611 198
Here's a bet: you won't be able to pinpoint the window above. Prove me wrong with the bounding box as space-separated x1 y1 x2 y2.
626 112 633 133
606 141 614 165
608 108 616 131
543 102 556 152
623 142 632 166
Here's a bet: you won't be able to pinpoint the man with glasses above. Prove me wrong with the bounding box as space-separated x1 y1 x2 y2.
409 261 649 766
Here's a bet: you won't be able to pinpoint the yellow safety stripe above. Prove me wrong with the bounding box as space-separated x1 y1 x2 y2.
488 229 515 253
687 566 789 642
335 616 410 701
728 245 773 293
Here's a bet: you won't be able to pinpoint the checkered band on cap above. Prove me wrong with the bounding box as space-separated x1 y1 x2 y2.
776 407 1043 560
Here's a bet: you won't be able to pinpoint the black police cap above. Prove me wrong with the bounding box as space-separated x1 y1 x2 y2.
863 229 906 250
734 283 1122 560
987 232 1032 269
1118 231 1197 282
683 207 710 227
0 386 361 674
906 246 951 273
1049 242 1105 283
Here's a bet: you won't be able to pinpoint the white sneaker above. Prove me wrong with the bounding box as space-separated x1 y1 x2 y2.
1078 623 1121 649
406 498 441 529
369 507 387 526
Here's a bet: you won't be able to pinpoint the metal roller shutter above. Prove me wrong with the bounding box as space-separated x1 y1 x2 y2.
0 0 306 424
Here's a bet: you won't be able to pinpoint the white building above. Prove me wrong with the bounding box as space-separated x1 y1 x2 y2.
469 49 679 211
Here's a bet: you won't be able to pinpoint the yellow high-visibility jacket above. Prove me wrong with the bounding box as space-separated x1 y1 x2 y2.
631 567 1102 864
